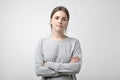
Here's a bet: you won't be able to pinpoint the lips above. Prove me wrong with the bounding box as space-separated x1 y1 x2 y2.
56 25 62 27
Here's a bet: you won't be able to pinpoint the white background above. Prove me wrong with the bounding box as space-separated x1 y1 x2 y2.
0 0 120 80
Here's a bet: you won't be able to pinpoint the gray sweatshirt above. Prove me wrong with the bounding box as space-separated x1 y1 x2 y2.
35 36 82 80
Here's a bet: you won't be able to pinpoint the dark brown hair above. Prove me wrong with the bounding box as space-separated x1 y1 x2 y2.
50 6 70 21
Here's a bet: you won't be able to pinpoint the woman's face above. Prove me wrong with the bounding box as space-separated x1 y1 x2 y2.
50 11 68 33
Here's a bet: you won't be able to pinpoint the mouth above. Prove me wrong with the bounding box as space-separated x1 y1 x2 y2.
56 25 62 28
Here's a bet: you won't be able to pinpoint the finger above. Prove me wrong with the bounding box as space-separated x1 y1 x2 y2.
74 57 80 60
72 56 80 60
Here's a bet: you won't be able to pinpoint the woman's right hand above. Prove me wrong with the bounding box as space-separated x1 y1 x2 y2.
70 56 80 63
43 61 47 66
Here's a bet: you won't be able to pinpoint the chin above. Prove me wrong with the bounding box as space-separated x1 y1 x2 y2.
55 28 63 31
56 29 64 32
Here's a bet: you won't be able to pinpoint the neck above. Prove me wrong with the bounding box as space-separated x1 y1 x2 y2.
51 31 67 40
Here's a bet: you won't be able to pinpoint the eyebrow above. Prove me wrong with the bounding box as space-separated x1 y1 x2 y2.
62 17 67 18
55 16 67 18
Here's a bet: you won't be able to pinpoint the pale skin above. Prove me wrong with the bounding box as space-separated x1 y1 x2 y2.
44 11 80 66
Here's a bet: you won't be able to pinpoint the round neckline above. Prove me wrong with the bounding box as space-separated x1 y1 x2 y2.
48 36 69 42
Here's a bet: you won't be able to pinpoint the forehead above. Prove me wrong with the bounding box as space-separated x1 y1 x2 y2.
53 11 67 17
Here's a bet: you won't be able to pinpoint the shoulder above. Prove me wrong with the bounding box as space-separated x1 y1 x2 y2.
68 36 80 43
67 37 82 47
38 37 49 42
37 37 49 46
67 37 81 51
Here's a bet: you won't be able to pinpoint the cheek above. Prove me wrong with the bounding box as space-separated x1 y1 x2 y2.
63 22 68 26
51 19 56 25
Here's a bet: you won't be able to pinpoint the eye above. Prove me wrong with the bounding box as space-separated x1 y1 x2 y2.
55 16 59 20
62 18 67 21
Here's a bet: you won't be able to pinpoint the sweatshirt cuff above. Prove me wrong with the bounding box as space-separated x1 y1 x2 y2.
46 61 56 70
46 61 62 71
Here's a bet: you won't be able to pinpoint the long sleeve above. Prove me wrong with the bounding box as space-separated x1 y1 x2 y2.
46 40 82 75
34 40 63 77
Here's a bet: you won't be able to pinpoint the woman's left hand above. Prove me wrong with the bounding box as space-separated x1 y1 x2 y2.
70 56 80 63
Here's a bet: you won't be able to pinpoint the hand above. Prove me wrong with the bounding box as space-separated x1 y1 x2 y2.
70 56 80 63
43 61 47 66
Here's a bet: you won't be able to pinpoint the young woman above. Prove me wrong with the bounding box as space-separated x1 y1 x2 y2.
35 6 82 80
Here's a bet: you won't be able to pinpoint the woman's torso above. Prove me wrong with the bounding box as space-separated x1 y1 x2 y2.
41 37 78 80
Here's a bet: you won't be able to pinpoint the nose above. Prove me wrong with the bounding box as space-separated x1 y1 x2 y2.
58 19 62 24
